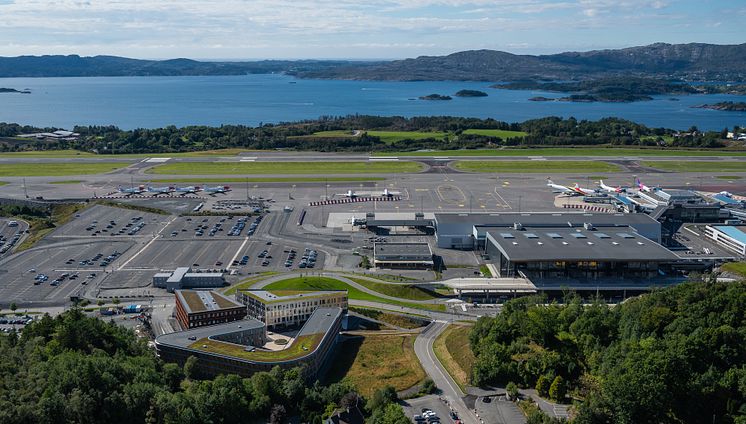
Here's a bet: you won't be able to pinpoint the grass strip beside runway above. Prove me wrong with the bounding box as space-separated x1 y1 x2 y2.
375 147 746 157
0 163 126 177
148 161 424 175
453 160 620 173
641 161 746 172
149 177 385 183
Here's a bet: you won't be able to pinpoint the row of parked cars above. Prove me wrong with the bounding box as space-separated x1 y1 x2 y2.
86 216 146 237
0 230 22 255
0 315 33 326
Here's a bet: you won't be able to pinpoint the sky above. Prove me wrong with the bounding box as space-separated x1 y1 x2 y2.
0 0 743 59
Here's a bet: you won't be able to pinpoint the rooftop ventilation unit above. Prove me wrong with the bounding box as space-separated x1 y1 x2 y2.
584 222 594 231
513 222 523 231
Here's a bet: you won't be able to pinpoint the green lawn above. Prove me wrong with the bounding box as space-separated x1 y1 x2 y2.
716 176 743 180
344 276 436 301
149 161 423 175
453 160 620 173
642 161 746 172
375 147 746 157
0 182 7 187
149 176 385 183
721 262 746 277
223 272 279 296
263 277 445 312
0 148 254 158
462 129 527 138
190 333 322 362
0 163 126 177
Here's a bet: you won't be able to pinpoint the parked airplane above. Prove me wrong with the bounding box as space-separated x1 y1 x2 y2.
147 185 174 195
599 180 624 193
204 185 231 194
380 188 401 197
337 190 357 198
117 185 145 196
635 178 653 193
547 179 596 196
175 186 201 195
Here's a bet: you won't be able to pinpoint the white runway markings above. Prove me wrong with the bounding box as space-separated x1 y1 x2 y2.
144 157 171 163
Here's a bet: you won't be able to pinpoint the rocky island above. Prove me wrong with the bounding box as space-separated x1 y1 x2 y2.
419 93 452 100
693 102 746 112
454 89 488 97
0 88 30 94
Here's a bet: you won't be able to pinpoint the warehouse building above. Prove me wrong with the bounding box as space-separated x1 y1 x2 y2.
155 307 343 379
373 242 434 269
174 290 247 329
433 212 663 249
235 290 348 329
153 267 225 292
704 225 746 257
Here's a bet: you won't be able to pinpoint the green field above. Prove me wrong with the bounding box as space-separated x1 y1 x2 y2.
344 276 436 301
149 161 423 175
453 160 621 173
149 176 385 183
325 334 425 397
263 277 445 312
0 163 126 177
0 148 256 158
0 149 96 158
0 182 7 187
716 176 743 180
721 262 746 277
462 129 527 138
642 161 746 172
375 147 746 157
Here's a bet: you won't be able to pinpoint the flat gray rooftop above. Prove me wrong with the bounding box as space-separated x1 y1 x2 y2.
486 227 679 262
436 212 659 226
240 289 345 302
156 318 265 349
167 267 190 283
298 307 343 338
374 242 432 260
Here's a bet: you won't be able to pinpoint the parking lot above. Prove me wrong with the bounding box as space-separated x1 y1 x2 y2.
0 218 27 257
403 395 463 424
160 214 263 240
0 239 135 306
48 205 171 240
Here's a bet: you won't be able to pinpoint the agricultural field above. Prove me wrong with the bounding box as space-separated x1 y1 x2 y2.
452 160 620 173
325 334 425 397
149 161 424 175
641 161 746 172
0 163 126 177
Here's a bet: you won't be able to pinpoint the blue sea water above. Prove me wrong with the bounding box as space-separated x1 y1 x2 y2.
0 74 744 131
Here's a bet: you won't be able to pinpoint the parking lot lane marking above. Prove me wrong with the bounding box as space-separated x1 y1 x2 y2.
117 216 177 270
227 236 251 271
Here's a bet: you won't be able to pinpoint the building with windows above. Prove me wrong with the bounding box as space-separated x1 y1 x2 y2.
153 267 225 292
154 307 343 379
705 225 746 258
235 290 347 329
373 242 434 269
174 290 247 329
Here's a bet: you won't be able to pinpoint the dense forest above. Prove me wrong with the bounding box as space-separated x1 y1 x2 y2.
0 115 736 154
0 309 409 424
469 281 746 423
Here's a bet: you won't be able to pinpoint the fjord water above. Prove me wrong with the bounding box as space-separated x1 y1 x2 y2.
1 74 744 130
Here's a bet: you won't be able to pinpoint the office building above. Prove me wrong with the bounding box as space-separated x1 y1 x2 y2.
174 290 247 329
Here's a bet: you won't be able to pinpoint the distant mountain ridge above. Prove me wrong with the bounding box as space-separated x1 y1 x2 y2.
0 43 744 81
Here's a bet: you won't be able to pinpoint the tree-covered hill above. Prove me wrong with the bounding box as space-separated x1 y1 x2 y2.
469 281 746 423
